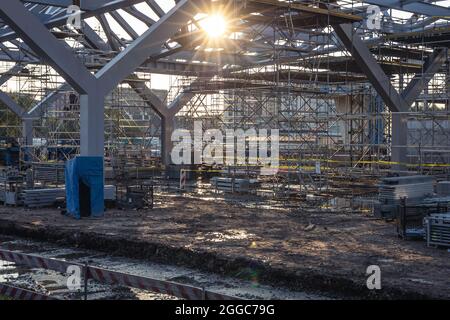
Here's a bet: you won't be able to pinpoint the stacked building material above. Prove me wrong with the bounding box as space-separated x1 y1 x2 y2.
20 185 117 208
32 162 66 185
375 175 435 219
210 177 258 193
379 175 434 205
424 213 450 247
20 188 65 208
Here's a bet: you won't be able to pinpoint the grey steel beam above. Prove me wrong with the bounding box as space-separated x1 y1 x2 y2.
0 41 39 62
0 50 220 77
0 63 25 85
167 76 213 117
0 43 17 61
122 6 155 26
68 21 174 164
145 0 165 18
394 48 447 171
22 117 34 161
0 64 27 118
81 22 169 119
79 94 105 156
363 0 450 17
0 91 26 117
10 40 39 60
0 1 107 158
81 21 173 120
126 75 168 118
168 91 197 117
110 11 139 40
161 117 174 166
141 59 220 76
81 21 112 51
27 83 71 118
20 0 74 7
2 0 206 164
0 63 35 158
0 0 146 43
98 14 121 51
0 0 97 94
80 21 219 76
334 23 409 113
0 50 38 63
335 23 448 171
22 1 115 11
388 17 439 33
96 0 198 95
390 113 408 171
81 20 175 166
402 48 447 105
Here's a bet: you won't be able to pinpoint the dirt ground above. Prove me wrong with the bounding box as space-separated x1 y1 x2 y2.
0 195 449 299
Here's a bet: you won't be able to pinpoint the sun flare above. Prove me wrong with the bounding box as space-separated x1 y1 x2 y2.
198 14 228 38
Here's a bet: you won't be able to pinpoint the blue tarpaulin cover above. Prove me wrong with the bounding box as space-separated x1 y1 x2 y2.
65 156 104 219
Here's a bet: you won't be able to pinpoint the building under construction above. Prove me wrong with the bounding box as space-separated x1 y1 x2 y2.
0 0 449 301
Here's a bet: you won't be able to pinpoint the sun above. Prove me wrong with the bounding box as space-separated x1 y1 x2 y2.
198 14 228 38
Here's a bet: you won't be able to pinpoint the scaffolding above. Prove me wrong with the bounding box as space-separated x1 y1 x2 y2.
0 0 448 202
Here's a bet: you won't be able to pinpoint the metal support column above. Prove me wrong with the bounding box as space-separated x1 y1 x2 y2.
391 114 408 170
22 118 34 162
80 94 105 157
334 23 446 172
161 116 174 166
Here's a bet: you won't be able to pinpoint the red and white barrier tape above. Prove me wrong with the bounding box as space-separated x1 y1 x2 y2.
0 249 80 274
180 169 187 190
0 249 240 300
0 283 56 300
87 266 205 300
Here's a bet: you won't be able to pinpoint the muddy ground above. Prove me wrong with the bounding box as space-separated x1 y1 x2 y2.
0 194 449 299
